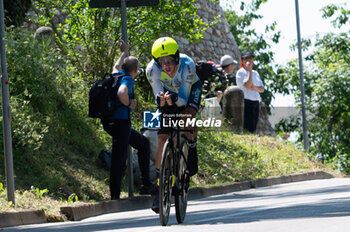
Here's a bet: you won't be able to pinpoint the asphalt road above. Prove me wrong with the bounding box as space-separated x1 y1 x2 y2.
2 178 350 232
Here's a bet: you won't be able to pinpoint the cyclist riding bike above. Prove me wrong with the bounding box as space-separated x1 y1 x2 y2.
146 37 202 214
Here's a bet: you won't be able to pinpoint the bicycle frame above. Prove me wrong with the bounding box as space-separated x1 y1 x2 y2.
166 127 188 187
142 125 193 226
160 125 192 225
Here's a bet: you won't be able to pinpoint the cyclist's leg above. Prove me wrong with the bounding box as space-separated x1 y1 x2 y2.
152 132 168 213
180 107 198 176
182 80 202 176
158 140 173 225
155 133 168 170
175 137 189 223
155 87 173 170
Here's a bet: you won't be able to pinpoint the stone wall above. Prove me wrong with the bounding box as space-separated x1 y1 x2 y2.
256 102 276 137
175 0 240 72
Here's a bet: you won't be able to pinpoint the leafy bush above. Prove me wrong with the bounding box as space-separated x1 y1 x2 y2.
30 0 209 79
1 26 109 200
275 4 350 173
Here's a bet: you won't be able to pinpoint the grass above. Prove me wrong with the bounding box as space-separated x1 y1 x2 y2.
0 25 339 222
0 130 335 221
194 131 331 185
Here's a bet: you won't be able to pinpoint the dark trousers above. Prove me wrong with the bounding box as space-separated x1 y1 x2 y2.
129 129 151 187
244 99 260 133
102 119 151 199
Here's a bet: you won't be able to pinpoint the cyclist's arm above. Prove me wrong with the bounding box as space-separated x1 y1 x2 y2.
176 62 196 107
146 62 164 99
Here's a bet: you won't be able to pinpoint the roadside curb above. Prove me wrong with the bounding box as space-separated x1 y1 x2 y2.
60 195 153 221
0 209 46 228
0 171 334 228
188 180 252 199
188 171 334 200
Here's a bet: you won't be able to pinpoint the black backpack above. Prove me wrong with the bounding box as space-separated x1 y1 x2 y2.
195 62 227 96
88 73 127 118
195 61 217 84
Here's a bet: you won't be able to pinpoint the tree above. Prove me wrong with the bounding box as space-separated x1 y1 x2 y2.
30 0 210 80
224 0 281 111
275 3 350 172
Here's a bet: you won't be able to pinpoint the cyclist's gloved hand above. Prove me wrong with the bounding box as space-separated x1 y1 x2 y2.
157 91 178 108
166 92 178 106
156 91 165 108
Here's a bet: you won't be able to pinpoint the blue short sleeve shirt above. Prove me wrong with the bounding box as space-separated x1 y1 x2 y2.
110 70 134 120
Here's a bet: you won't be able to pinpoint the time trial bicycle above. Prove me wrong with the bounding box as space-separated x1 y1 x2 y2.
157 125 192 226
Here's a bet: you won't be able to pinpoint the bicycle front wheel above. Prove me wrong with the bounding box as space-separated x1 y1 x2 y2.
175 139 189 224
159 140 173 226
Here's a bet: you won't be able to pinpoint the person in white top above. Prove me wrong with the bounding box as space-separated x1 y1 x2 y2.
236 51 264 133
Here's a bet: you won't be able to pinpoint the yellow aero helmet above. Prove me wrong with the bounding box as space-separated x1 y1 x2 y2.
152 37 180 64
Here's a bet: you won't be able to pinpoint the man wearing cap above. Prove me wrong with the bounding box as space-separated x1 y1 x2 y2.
236 50 264 133
220 55 237 86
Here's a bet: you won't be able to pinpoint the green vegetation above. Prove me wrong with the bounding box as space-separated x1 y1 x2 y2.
0 0 345 222
225 0 350 172
0 183 79 221
30 0 212 78
274 3 350 172
0 0 212 202
0 0 215 215
196 132 323 185
1 26 110 201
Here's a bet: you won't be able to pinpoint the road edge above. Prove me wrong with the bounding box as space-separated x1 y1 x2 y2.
0 171 334 228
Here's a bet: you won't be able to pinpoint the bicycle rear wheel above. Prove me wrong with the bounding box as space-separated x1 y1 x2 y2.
175 139 189 224
159 140 173 226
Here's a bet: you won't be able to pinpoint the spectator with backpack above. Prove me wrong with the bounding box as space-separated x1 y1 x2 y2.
198 56 236 109
101 40 153 199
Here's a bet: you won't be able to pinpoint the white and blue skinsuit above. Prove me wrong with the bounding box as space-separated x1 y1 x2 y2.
146 53 202 110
